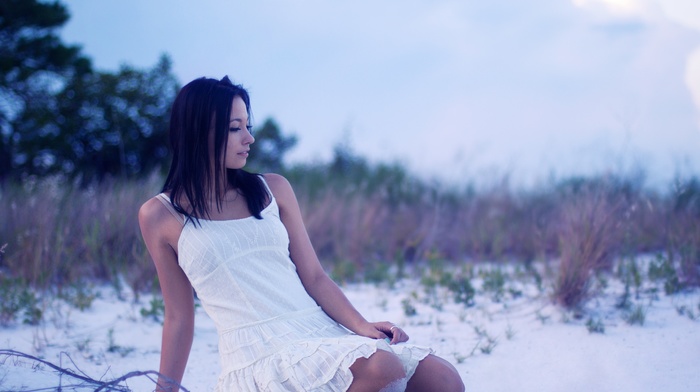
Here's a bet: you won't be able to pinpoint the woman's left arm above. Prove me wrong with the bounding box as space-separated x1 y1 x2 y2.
265 173 407 344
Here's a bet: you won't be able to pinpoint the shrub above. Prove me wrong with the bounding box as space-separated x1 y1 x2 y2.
401 298 417 317
0 277 42 326
58 281 99 311
553 181 623 308
448 276 476 307
625 305 647 326
586 317 605 334
140 296 165 323
648 254 684 295
481 268 506 302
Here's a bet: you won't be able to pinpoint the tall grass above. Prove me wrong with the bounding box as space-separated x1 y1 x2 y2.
1 167 698 310
553 180 623 307
0 174 161 294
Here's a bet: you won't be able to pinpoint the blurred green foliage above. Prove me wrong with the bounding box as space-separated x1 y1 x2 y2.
1 0 178 182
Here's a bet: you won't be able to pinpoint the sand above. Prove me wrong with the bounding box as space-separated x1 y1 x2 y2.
1 270 698 391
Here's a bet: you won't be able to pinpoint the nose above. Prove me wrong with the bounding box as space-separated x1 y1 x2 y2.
245 128 255 145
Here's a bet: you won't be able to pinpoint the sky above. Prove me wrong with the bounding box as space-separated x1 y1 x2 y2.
58 0 700 187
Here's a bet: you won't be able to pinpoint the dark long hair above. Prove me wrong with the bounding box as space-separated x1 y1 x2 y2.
162 76 268 224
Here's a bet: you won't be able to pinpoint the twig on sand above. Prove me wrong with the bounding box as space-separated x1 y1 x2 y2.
0 349 190 391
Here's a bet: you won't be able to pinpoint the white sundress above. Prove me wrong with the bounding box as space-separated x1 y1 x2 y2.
156 183 431 391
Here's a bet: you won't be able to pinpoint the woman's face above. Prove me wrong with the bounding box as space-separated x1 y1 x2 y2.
223 95 255 169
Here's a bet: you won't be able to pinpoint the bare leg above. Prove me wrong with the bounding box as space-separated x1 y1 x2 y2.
406 354 464 392
348 350 407 392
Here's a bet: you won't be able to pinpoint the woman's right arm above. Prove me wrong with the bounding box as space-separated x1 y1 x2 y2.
139 198 195 392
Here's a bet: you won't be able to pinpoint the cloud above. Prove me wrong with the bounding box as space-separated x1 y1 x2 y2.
656 0 700 30
652 0 700 130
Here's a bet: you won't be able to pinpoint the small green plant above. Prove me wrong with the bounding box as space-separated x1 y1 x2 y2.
59 282 99 311
0 279 23 325
19 290 42 325
401 298 417 317
107 328 135 357
457 309 468 322
507 287 523 299
420 275 437 294
664 275 683 295
473 325 488 338
560 311 572 323
618 258 642 289
418 264 448 311
479 336 498 355
625 305 646 326
427 295 444 311
75 337 92 354
140 296 165 322
481 268 506 302
648 254 673 280
505 324 516 340
586 317 605 334
0 277 42 326
471 325 498 354
530 267 544 293
447 276 475 307
426 251 445 272
329 260 358 284
676 305 697 321
363 262 391 284
616 282 632 310
648 254 683 295
535 310 551 325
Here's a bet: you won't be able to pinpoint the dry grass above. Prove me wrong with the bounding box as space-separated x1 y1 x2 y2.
553 183 623 308
0 174 160 293
0 170 698 311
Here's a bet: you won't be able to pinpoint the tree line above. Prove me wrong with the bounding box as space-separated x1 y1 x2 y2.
0 0 296 184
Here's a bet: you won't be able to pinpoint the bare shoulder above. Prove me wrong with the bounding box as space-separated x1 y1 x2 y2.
138 196 182 240
138 196 170 229
138 195 185 259
265 173 297 209
262 173 295 201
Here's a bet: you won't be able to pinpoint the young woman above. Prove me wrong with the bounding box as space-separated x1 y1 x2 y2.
138 76 465 392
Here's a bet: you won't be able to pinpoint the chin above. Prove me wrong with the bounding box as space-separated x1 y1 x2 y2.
226 162 246 170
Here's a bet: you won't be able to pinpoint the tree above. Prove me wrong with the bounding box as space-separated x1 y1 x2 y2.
40 55 178 182
1 1 179 182
246 118 297 173
0 0 91 179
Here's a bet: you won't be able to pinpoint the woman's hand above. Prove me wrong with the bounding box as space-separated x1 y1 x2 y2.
355 321 409 345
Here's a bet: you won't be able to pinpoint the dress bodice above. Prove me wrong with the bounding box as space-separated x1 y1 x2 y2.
176 195 319 333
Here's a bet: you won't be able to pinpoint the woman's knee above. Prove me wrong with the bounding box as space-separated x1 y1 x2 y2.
440 368 465 392
407 354 464 392
349 350 406 391
440 360 465 392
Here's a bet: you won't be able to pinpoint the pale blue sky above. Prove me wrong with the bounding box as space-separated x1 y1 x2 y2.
59 0 700 187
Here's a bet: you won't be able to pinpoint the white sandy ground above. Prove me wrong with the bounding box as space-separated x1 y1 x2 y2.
0 268 699 392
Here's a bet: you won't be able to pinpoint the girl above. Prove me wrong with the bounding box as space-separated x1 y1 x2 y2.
138 76 464 392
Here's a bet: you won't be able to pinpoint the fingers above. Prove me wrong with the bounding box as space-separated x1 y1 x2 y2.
374 322 409 344
388 324 408 344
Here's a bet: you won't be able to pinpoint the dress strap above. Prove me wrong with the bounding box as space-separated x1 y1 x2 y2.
155 193 185 226
259 175 273 197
